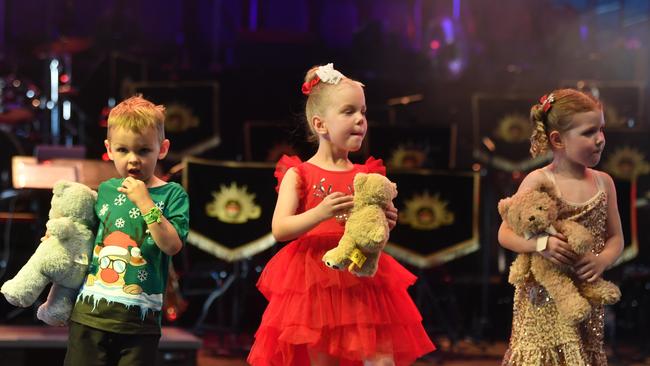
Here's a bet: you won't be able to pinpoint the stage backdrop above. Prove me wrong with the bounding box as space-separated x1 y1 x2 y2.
472 93 552 173
183 157 276 262
126 81 220 161
385 169 480 268
598 130 650 266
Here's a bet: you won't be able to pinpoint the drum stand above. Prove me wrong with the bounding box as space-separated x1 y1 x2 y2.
45 55 86 147
183 258 253 355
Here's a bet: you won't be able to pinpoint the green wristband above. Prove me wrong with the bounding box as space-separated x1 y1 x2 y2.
143 206 163 225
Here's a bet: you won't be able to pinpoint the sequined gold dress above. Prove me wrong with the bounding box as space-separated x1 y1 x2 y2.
502 168 609 366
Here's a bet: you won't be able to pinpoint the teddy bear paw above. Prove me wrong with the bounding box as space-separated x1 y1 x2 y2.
37 307 68 327
600 285 621 305
1 282 32 307
558 296 591 323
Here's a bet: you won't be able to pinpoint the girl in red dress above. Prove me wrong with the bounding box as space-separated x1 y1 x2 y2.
247 63 435 365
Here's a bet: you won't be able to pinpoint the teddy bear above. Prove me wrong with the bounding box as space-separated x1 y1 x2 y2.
498 181 621 323
1 180 97 326
322 172 397 277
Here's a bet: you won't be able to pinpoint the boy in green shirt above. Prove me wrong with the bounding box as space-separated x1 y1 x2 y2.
65 95 189 366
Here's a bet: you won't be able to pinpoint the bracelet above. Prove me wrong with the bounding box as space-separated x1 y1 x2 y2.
143 206 163 225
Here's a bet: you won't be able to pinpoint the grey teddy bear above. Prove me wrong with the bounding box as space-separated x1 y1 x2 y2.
1 180 96 326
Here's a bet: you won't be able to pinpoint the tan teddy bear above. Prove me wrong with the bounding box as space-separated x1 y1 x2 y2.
499 181 621 324
322 173 397 277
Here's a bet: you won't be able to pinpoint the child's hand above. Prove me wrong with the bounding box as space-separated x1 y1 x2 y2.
574 252 607 282
540 233 578 266
117 177 153 210
385 203 398 230
40 231 50 242
315 192 353 221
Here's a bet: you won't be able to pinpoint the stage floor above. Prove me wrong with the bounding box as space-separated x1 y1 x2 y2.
0 325 201 366
1 326 650 365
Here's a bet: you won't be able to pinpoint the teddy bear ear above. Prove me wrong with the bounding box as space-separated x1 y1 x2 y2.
52 180 72 196
497 197 511 219
353 173 368 189
536 181 557 197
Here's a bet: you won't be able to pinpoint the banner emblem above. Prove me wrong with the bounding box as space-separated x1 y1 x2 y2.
206 182 261 224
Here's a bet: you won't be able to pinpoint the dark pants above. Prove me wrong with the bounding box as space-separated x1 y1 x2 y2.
64 321 161 366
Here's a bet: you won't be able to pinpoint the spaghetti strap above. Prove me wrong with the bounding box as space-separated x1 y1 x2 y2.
540 168 561 198
593 169 605 192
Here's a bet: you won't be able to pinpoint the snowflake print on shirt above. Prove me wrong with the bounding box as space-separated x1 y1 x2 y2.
115 217 125 228
129 208 141 219
137 269 148 282
99 203 109 217
155 201 165 211
114 194 127 206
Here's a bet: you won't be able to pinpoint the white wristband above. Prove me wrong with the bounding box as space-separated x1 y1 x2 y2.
536 234 549 252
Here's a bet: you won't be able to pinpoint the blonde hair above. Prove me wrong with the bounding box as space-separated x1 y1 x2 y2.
529 88 601 157
303 65 363 142
107 94 166 142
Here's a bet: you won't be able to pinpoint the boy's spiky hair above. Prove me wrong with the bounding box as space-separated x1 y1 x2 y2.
107 94 166 142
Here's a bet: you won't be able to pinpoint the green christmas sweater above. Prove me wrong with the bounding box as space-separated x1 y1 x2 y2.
71 178 189 334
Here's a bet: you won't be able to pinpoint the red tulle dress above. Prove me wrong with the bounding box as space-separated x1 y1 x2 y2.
247 155 435 366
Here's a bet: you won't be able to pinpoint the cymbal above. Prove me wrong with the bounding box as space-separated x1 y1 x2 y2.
34 37 92 56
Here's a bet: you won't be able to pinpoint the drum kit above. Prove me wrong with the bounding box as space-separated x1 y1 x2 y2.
0 37 92 190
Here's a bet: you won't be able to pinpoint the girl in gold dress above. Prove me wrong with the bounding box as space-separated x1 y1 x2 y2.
499 89 624 366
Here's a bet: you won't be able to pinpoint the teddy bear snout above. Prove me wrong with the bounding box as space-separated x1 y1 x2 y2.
528 215 536 222
326 261 339 270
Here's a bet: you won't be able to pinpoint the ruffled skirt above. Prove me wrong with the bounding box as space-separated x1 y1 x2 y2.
502 277 607 366
247 233 435 365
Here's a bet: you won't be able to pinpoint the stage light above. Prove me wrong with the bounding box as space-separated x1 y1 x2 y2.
63 101 71 120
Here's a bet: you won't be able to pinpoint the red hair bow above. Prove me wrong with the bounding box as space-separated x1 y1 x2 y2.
539 94 555 113
301 76 320 95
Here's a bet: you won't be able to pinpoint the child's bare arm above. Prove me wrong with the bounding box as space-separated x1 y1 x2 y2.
575 172 624 282
142 209 183 255
497 170 547 253
119 177 183 256
272 168 353 242
497 169 578 265
385 202 397 230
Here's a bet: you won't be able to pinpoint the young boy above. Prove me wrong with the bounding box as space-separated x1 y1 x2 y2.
64 95 189 366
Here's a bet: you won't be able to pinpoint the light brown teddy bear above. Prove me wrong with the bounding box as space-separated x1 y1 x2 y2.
322 173 397 277
499 181 621 324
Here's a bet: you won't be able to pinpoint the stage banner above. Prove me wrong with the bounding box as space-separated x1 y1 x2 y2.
385 169 480 268
472 93 551 172
598 130 650 266
183 157 277 262
243 120 368 163
126 81 220 161
367 125 456 170
243 120 312 162
560 80 645 131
